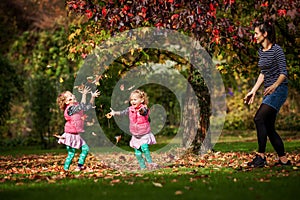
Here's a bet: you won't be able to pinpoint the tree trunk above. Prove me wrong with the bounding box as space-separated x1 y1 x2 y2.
182 84 198 150
182 76 211 155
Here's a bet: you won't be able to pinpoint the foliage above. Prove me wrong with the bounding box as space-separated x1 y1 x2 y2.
0 56 23 135
6 24 76 143
65 0 300 79
29 74 57 149
8 28 72 81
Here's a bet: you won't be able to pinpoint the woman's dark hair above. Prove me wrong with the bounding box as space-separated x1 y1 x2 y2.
253 19 276 43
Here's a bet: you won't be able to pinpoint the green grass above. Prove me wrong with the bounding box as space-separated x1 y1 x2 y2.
1 133 300 200
214 140 300 153
0 146 66 156
1 166 299 200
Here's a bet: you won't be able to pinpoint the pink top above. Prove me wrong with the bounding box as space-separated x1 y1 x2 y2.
128 105 151 136
64 103 85 133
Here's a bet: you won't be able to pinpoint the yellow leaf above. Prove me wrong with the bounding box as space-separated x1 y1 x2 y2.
226 43 231 49
68 33 76 41
217 65 224 71
217 54 223 61
75 28 81 35
130 48 135 55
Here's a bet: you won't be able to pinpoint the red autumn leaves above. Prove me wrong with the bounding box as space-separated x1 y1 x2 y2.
65 0 297 52
65 0 236 46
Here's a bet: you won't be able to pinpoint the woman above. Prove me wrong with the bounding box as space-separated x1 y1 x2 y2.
244 20 291 167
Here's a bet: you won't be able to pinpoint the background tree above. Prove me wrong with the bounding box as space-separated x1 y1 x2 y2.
2 0 73 147
0 56 23 138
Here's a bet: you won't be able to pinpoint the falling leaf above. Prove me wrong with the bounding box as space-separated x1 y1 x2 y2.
86 76 93 81
127 85 135 90
120 84 125 91
87 119 95 126
115 135 122 144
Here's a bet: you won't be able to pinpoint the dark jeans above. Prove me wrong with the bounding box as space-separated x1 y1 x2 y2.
254 103 285 157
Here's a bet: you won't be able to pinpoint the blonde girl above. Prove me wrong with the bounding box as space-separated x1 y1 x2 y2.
56 86 100 171
108 89 158 170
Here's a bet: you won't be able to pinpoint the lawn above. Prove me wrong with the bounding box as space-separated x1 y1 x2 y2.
1 131 300 200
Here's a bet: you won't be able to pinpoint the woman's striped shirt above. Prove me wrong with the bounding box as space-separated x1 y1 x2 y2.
258 44 288 88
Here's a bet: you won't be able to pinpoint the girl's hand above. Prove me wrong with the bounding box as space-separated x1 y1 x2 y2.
105 108 115 119
91 89 100 98
82 86 91 95
244 92 255 105
139 107 148 116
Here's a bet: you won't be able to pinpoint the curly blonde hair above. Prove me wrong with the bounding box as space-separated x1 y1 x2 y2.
130 89 149 105
56 91 69 111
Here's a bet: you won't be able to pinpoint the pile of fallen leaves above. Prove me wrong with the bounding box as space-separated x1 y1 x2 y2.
1 150 299 185
93 149 300 171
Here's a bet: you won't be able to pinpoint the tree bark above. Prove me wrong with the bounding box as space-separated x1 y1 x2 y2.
182 74 211 155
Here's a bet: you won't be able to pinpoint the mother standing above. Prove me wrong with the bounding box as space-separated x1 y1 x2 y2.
244 20 291 167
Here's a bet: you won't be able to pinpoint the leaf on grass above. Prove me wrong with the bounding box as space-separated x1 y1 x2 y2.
258 178 270 182
47 179 56 184
15 182 24 186
110 179 121 184
126 181 134 185
184 186 192 190
152 182 163 187
175 190 183 195
1 151 300 184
